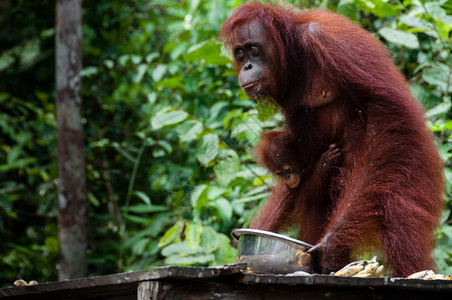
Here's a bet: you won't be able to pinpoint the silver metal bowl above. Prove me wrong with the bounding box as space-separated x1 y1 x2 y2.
232 229 314 274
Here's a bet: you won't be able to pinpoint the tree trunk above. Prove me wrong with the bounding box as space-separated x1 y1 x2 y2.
56 0 87 280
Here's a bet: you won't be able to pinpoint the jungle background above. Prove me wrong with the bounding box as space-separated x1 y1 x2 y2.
1 0 452 286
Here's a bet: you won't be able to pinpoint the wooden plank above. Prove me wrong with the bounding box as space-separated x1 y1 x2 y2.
1 264 451 299
241 273 452 291
0 264 246 299
146 280 452 300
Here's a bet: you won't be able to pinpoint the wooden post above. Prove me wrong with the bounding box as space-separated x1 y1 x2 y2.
137 281 152 300
55 0 87 280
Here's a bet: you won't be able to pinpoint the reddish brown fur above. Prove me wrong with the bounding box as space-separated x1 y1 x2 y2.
255 131 341 246
221 2 444 276
255 131 304 175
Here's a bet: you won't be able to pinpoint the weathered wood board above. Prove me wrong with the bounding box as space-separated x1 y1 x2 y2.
1 263 451 300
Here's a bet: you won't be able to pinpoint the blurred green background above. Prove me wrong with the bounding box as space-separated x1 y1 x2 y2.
1 0 451 285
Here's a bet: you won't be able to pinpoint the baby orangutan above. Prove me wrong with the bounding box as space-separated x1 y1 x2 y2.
256 130 341 190
252 130 341 245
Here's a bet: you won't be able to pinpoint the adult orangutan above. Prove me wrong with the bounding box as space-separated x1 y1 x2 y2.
220 2 444 276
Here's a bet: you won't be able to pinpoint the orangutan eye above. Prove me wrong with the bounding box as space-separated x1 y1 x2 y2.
283 166 292 173
234 49 245 61
283 173 291 180
249 46 259 56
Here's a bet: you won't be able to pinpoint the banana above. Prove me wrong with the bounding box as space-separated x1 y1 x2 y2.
422 271 437 280
406 270 433 279
354 262 380 277
295 251 311 266
334 265 365 276
432 274 447 280
13 279 28 287
375 265 384 277
334 257 384 277
406 270 452 280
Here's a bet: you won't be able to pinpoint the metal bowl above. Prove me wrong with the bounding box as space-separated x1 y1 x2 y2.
232 229 314 274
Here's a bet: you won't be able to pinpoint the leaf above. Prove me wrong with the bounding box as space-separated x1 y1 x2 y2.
357 0 400 18
81 66 99 77
133 64 147 83
438 143 452 162
213 149 241 185
190 184 208 210
155 76 185 89
410 84 442 109
104 59 114 68
161 241 198 257
444 167 452 196
195 133 219 166
425 100 451 118
123 214 150 223
0 157 37 172
206 186 227 201
132 191 151 204
378 27 419 49
20 38 41 67
145 52 159 63
44 237 60 255
189 0 201 14
207 101 229 123
176 120 203 143
212 234 237 265
399 15 438 38
212 198 233 221
424 2 452 39
121 204 167 213
151 110 188 129
428 119 452 132
337 0 359 22
234 193 268 204
158 220 184 247
440 209 451 224
157 140 173 153
0 194 12 211
184 41 230 65
130 238 148 255
185 221 202 250
152 148 166 158
200 226 220 254
256 101 278 122
169 42 188 60
422 64 452 93
87 192 100 207
230 115 262 143
152 64 167 82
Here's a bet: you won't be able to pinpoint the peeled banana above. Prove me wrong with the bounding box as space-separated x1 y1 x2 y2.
406 270 452 280
334 256 383 277
334 258 452 280
13 279 38 287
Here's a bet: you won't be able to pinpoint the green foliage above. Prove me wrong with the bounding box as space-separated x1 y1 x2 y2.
1 0 451 286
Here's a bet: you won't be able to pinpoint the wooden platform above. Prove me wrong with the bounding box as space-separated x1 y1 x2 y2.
1 263 452 299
